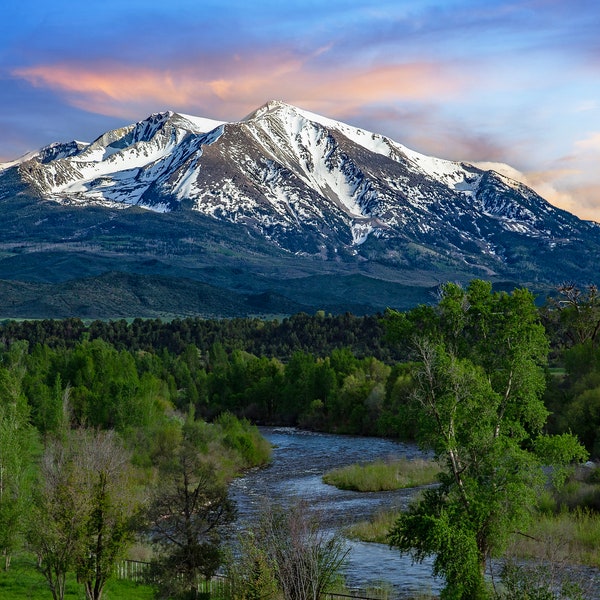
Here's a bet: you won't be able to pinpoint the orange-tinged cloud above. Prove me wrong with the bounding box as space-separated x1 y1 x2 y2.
12 54 469 123
13 63 225 117
474 162 600 223
537 181 600 223
325 63 461 101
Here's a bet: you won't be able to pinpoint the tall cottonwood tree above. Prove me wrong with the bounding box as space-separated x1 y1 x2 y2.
29 429 137 600
385 281 587 600
74 430 137 600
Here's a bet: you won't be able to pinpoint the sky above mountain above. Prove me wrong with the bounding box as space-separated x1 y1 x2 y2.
1 0 599 220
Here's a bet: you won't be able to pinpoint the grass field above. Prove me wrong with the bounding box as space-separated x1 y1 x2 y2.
0 555 155 600
323 457 441 492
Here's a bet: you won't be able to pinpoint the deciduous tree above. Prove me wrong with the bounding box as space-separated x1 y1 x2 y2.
0 366 39 570
386 281 588 600
29 429 137 600
145 417 235 599
233 500 349 600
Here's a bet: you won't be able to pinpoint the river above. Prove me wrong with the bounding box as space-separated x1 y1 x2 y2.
228 427 443 598
229 427 600 599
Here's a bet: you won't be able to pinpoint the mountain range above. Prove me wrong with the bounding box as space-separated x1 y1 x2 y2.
0 100 597 318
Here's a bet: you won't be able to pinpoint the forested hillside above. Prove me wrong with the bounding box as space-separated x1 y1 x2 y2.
1 284 600 454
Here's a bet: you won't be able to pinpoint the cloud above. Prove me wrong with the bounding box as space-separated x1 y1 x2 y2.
575 132 600 151
471 158 600 223
534 180 600 222
8 46 600 224
13 63 213 118
11 51 472 123
548 133 600 220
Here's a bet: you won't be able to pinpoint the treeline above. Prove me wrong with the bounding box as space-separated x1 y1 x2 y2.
0 312 397 361
1 283 600 444
0 313 410 439
3 337 402 440
3 284 600 455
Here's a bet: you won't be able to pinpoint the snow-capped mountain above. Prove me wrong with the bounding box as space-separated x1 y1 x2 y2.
10 100 587 257
1 100 599 317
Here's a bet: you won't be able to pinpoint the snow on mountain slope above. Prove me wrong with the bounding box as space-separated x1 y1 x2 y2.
257 101 483 191
18 112 225 210
6 100 590 262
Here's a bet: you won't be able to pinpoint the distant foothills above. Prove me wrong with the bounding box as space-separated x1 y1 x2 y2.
1 100 599 319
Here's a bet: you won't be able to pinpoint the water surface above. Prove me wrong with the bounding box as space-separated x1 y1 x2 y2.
229 427 442 598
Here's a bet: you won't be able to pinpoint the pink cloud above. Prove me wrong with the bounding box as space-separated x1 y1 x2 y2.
492 163 600 223
12 54 600 223
12 53 471 123
13 63 226 118
539 182 600 222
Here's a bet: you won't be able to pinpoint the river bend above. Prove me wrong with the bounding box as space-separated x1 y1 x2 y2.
228 427 442 598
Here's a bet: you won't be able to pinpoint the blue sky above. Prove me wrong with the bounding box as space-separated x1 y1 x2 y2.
2 0 600 219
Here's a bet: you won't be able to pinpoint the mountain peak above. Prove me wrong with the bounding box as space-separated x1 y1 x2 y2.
2 101 600 318
242 99 298 121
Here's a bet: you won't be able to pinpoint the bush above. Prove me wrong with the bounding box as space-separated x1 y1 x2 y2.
500 559 593 600
229 500 349 600
552 467 600 513
214 412 272 469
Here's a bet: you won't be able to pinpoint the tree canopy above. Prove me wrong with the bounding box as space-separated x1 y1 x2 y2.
385 281 588 599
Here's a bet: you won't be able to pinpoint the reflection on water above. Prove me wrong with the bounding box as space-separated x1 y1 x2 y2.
228 427 443 598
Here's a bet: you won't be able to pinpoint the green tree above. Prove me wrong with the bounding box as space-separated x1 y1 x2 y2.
73 430 137 600
0 367 39 570
386 281 587 600
145 418 235 599
544 283 600 350
330 358 390 434
542 284 600 457
280 352 319 424
28 438 87 600
377 362 418 439
29 429 137 600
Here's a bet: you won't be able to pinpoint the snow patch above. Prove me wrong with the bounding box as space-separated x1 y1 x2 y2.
175 113 225 133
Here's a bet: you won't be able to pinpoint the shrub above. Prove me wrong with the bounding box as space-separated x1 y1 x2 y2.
214 412 272 469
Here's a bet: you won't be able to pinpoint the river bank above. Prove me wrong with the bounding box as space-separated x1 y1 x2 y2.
229 427 600 600
228 427 443 599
